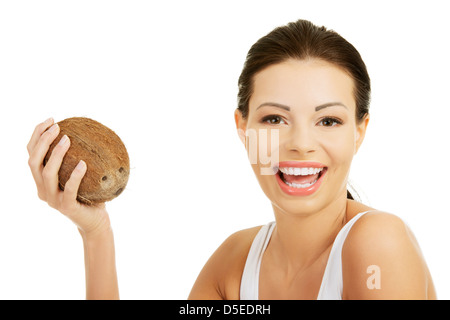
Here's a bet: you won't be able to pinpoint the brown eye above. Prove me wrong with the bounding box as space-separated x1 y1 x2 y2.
262 115 285 125
318 117 342 127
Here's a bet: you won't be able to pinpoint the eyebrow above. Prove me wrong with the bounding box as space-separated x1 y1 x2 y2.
314 102 348 111
256 102 291 111
256 101 348 112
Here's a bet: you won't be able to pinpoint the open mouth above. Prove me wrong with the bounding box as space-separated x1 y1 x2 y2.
274 162 327 196
278 167 325 188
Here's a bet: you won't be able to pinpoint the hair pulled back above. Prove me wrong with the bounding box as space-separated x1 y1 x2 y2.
237 19 371 123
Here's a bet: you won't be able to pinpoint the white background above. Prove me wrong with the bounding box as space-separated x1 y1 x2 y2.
1 0 449 299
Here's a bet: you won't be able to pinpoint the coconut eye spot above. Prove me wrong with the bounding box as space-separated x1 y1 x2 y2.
102 176 108 181
119 167 124 173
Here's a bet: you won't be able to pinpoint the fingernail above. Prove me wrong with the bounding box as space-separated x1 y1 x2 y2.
76 160 86 171
44 117 54 124
58 135 69 146
48 123 59 133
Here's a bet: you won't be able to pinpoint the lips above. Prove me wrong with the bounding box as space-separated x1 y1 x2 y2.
274 161 327 196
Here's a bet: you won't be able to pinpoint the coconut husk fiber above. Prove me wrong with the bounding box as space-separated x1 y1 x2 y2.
43 117 130 205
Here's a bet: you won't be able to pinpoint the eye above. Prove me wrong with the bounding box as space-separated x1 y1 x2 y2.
317 117 343 127
261 115 286 125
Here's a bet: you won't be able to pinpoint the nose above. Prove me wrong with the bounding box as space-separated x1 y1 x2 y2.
284 124 316 155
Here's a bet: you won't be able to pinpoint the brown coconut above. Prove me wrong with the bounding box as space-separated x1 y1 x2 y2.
43 117 130 205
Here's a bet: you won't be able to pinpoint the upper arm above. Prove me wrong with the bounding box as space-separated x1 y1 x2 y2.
188 227 260 300
342 212 433 300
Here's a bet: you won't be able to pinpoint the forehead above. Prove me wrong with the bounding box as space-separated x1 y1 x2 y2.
249 59 356 112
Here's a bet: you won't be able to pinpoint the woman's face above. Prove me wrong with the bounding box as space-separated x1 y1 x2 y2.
235 59 369 216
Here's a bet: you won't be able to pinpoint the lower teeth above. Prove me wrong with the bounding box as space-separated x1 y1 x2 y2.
285 179 318 189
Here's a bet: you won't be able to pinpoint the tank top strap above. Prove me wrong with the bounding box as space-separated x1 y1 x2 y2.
316 210 374 299
240 221 276 300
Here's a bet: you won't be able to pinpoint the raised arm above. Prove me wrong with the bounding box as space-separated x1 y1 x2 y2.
27 118 119 299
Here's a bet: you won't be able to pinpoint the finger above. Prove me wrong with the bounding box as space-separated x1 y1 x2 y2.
61 160 87 212
27 118 54 156
28 123 61 200
42 135 70 201
28 122 60 173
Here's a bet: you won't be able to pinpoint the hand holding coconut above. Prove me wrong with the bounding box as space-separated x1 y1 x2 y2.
27 117 114 236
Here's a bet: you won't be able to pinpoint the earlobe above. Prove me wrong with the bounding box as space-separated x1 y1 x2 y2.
234 109 247 146
354 114 370 154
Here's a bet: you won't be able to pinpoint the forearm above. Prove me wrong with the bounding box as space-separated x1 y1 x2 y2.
80 227 119 300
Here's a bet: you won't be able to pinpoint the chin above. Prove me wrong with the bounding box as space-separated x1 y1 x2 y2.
272 192 331 217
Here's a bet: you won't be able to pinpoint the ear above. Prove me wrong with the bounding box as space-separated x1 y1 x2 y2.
234 109 247 146
354 114 370 154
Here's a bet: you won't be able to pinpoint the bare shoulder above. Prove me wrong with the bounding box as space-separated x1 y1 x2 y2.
219 225 264 253
188 225 263 300
346 211 411 247
342 211 436 299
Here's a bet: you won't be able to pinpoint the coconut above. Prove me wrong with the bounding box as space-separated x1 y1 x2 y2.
43 117 130 205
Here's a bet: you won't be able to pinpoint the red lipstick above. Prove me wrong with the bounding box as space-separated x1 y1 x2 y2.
275 161 327 196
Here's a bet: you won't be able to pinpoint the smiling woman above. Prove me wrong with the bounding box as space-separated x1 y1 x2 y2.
188 19 436 300
26 18 437 301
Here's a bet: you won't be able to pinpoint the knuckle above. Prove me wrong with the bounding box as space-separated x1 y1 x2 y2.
27 157 35 168
41 167 52 180
37 191 46 201
28 156 42 170
47 201 58 210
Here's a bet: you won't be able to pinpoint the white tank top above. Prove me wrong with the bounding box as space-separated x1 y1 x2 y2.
240 211 372 300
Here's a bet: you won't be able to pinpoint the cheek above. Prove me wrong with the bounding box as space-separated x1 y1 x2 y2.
245 127 281 199
320 129 356 173
245 127 280 173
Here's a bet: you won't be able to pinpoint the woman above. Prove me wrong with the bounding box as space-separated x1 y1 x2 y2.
27 19 436 299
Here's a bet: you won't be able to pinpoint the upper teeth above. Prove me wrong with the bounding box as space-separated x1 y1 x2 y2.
279 167 323 176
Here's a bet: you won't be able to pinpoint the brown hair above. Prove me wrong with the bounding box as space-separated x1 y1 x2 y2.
237 19 371 123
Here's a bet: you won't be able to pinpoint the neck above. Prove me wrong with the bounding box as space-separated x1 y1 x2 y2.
269 195 348 273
